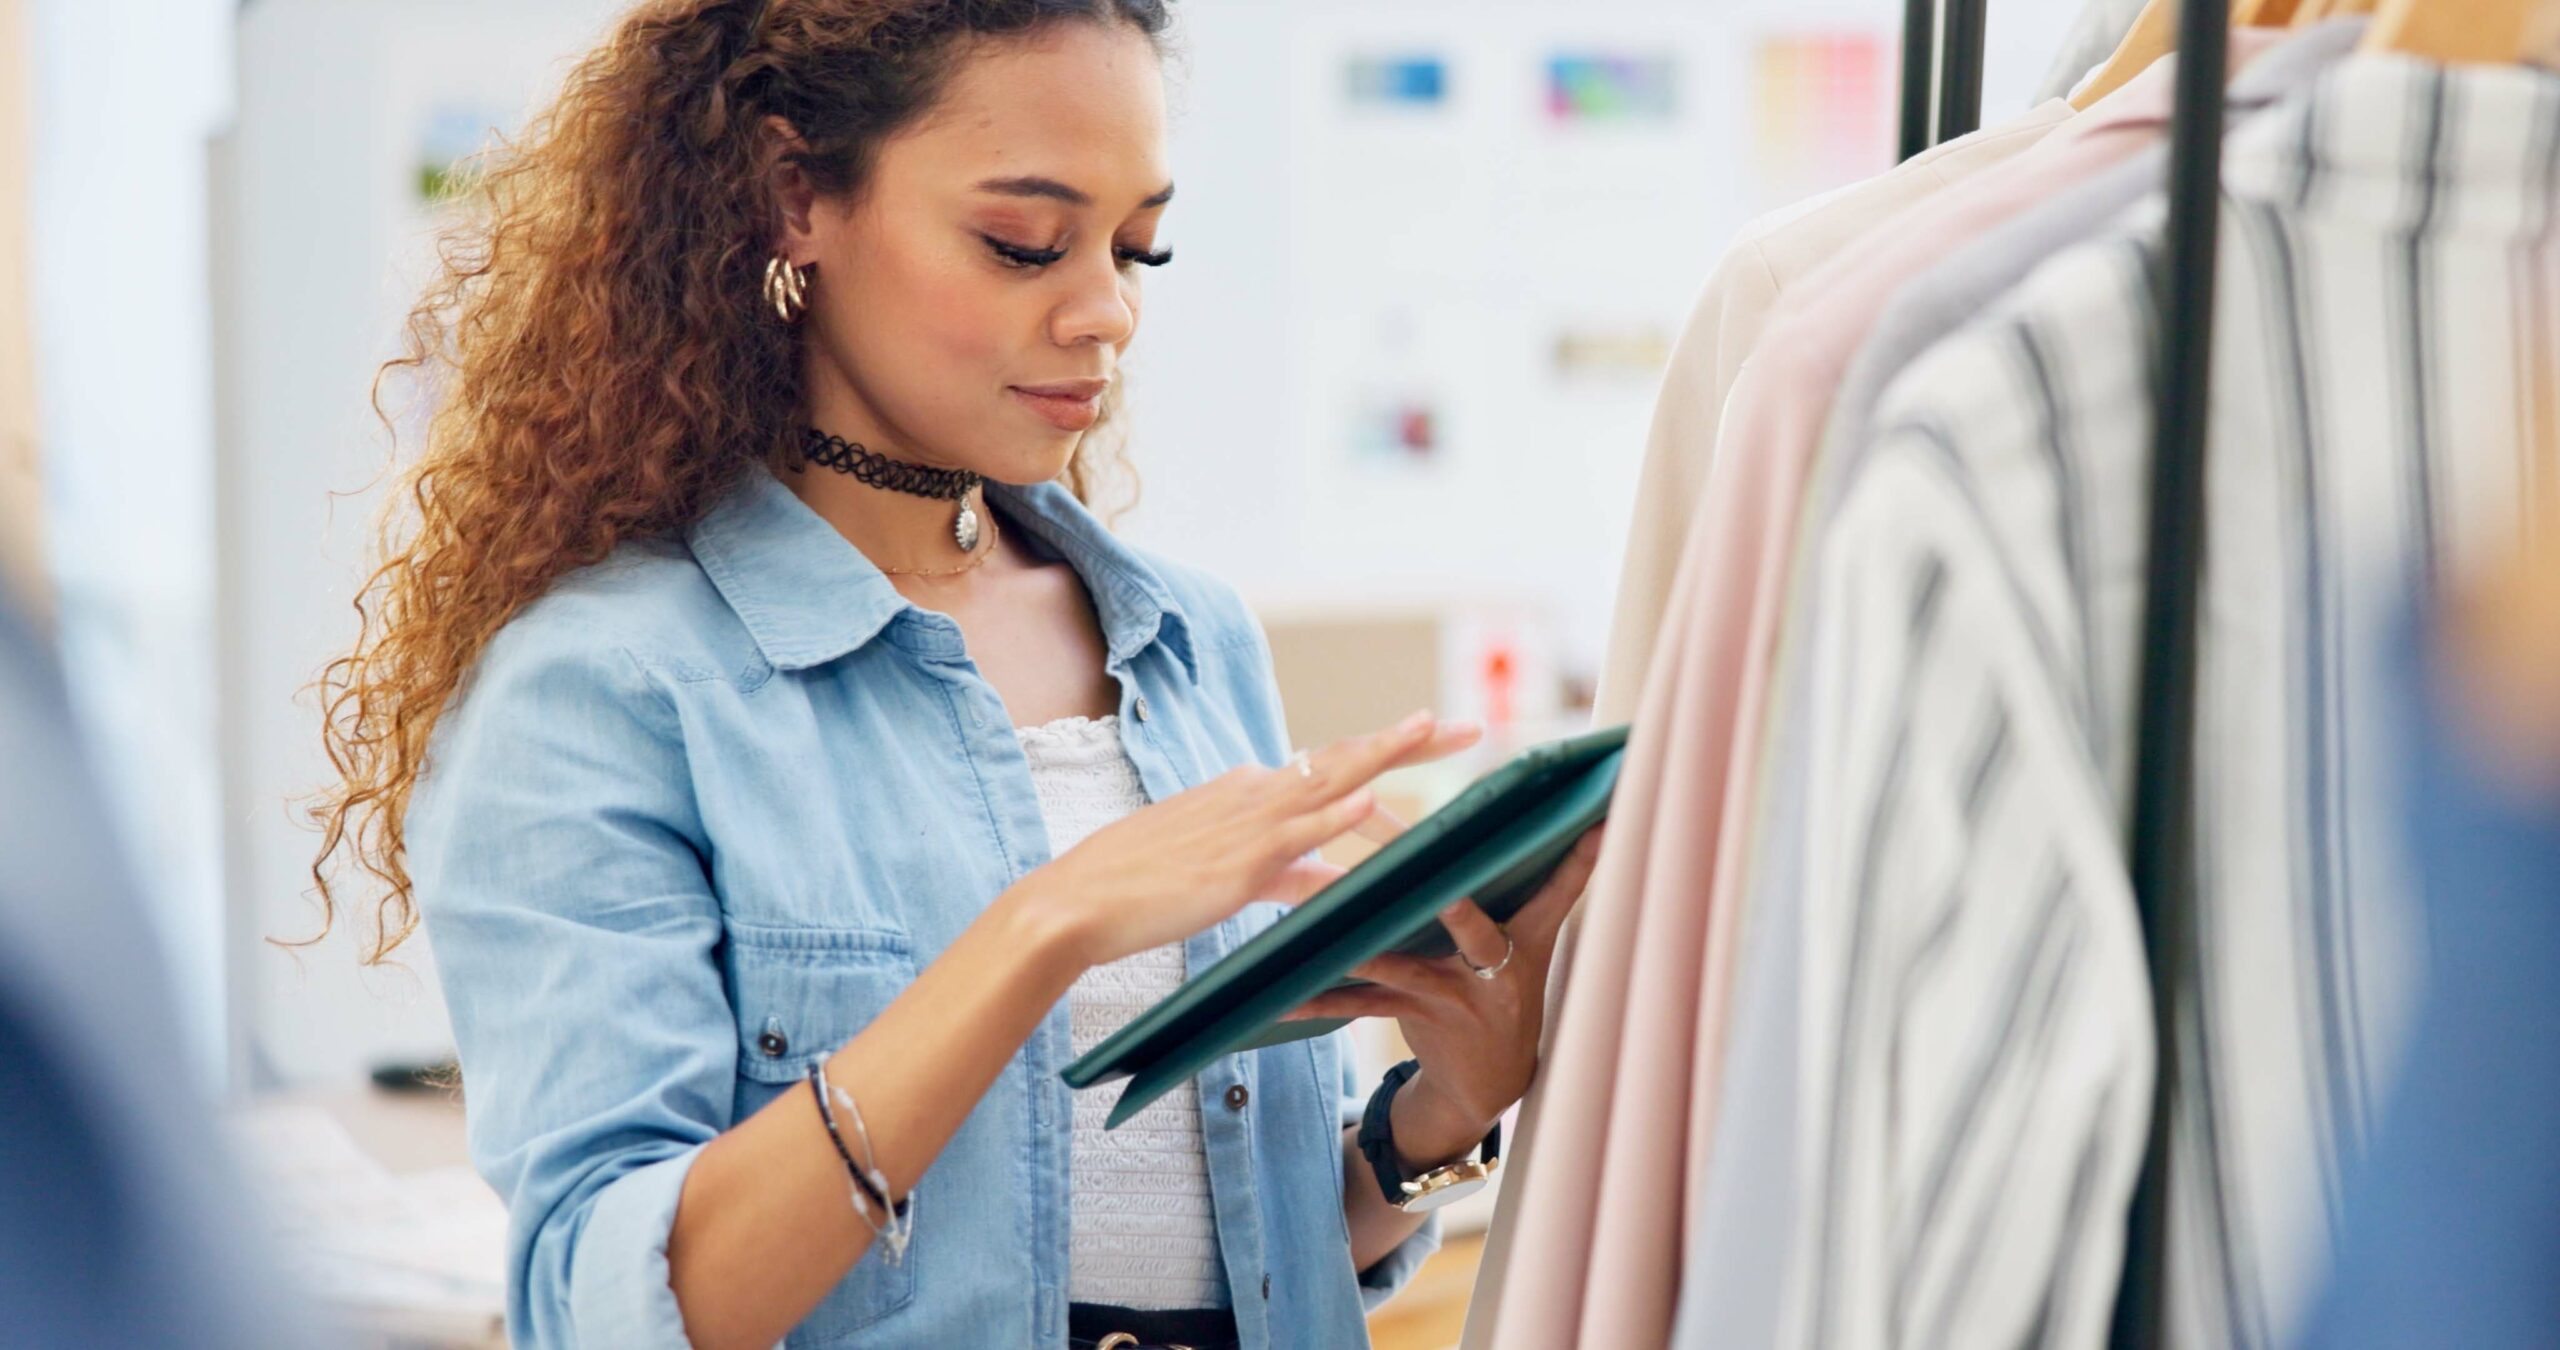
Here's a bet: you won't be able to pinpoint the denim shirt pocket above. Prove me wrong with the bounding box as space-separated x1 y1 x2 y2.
726 920 923 1345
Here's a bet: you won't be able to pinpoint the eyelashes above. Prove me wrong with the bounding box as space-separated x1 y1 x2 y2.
983 236 1062 268
982 234 1174 271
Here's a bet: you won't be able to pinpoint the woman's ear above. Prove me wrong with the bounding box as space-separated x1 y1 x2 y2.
761 115 821 264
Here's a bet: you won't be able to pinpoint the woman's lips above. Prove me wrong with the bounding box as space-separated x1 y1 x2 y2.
1010 386 1102 431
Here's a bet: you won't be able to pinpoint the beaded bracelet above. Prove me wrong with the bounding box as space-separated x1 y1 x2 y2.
805 1063 889 1211
807 1060 913 1265
826 1074 914 1264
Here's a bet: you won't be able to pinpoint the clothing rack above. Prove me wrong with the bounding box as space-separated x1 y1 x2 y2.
1898 0 1937 159
2115 0 2232 1346
1934 0 1989 143
1897 0 1988 159
1901 0 2229 1341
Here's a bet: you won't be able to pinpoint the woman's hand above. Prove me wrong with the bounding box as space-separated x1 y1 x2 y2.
1279 819 1609 1167
1023 709 1484 970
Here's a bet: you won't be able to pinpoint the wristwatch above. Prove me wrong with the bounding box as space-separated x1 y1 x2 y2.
1357 1059 1502 1213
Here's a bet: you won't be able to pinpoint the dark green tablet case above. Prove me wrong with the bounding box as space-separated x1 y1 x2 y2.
1062 723 1631 1128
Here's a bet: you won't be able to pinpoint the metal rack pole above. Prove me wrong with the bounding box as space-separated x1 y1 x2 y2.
1934 0 1988 143
1898 0 1938 160
2114 0 2230 1346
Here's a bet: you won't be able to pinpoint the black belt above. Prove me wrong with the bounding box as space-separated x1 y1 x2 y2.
1066 1301 1240 1350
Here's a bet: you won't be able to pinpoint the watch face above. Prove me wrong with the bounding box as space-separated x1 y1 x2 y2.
1398 1173 1491 1213
1396 1155 1499 1213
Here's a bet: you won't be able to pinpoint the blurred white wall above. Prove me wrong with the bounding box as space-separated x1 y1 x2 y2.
221 0 629 1094
1125 0 2076 674
24 0 2092 1092
30 0 235 1092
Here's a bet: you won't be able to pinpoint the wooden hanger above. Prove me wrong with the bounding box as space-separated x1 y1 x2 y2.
2294 0 2375 24
2235 0 2306 22
2362 0 2538 59
2071 0 2181 109
2073 0 2302 112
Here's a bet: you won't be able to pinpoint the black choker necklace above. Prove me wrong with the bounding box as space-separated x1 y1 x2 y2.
800 427 985 552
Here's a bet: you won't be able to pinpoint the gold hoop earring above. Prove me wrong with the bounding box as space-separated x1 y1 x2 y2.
763 256 812 324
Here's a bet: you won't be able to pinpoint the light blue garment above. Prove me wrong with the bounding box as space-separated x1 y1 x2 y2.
2299 611 2560 1348
406 467 1437 1350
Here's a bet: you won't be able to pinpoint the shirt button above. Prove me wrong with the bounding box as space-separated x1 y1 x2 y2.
757 1016 788 1058
1261 1273 1272 1301
1134 694 1152 722
1225 1084 1249 1111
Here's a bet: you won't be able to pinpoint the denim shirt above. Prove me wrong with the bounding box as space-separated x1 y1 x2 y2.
407 467 1439 1349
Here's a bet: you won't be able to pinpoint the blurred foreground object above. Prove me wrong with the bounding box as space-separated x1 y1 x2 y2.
2303 514 2560 1348
2438 499 2560 793
0 0 45 618
0 594 320 1348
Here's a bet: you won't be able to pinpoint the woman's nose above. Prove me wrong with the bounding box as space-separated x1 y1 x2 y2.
1048 259 1138 348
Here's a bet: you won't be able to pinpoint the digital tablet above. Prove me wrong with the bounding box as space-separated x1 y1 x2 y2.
1063 722 1630 1128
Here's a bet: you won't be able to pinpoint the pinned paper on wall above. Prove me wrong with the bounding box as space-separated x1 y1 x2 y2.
1349 393 1443 465
415 104 508 206
1544 52 1679 125
1751 32 1889 208
1342 307 1448 468
1344 54 1449 109
1551 322 1675 381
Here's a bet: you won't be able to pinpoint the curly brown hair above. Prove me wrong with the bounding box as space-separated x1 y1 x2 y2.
301 0 1174 965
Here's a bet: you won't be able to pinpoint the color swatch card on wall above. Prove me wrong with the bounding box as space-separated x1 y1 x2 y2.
1344 53 1449 109
1545 52 1680 124
1752 31 1889 210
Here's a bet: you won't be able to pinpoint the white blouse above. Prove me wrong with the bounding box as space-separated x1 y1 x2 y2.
1013 713 1231 1311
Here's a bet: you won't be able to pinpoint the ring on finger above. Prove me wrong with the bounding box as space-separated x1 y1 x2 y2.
1460 930 1516 981
1289 748 1315 780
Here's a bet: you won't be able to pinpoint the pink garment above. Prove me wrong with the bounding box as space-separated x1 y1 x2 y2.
1465 105 2071 1350
1560 42 2286 1350
1587 108 2067 729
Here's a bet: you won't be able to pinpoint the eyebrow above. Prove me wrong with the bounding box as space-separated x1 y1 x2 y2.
973 175 1176 209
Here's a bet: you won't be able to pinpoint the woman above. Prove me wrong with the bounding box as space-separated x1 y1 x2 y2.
307 2 1603 1347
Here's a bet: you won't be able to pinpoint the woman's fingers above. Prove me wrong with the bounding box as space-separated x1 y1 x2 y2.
1273 713 1471 841
1272 716 1480 860
1382 720 1484 773
1302 712 1439 796
1350 800 1413 847
1286 711 1462 809
1436 897 1513 971
1346 950 1468 1004
1273 784 1376 859
1278 983 1426 1023
1265 857 1348 905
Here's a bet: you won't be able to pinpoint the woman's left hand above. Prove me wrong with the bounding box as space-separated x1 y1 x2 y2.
1278 818 1609 1164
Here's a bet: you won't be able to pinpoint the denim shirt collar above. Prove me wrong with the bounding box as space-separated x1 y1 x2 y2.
685 465 1200 681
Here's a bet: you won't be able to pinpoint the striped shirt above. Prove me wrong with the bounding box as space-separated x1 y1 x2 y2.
1785 55 2560 1349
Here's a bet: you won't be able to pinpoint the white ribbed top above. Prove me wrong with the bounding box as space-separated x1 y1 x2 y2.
1014 713 1231 1311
